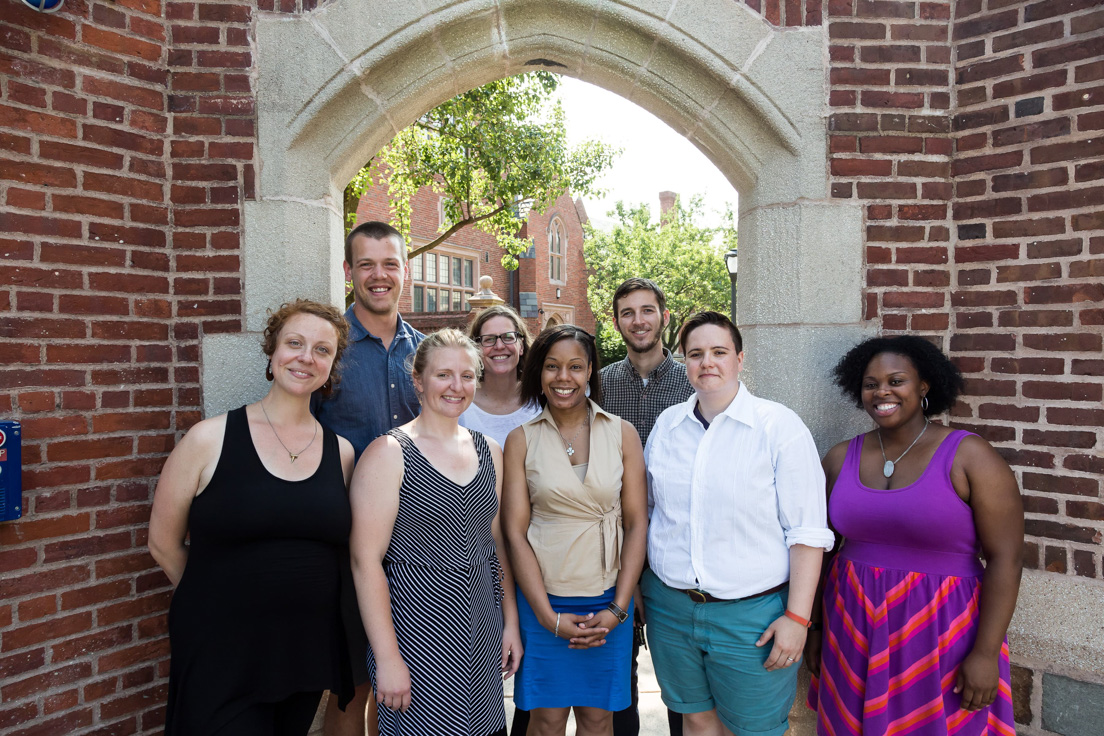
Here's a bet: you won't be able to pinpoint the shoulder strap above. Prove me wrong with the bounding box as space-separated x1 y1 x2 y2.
937 429 974 475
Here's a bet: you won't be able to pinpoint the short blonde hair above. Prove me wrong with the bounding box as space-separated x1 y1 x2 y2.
410 328 483 382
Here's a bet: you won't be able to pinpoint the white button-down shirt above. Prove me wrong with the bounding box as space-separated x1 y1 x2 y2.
644 383 834 599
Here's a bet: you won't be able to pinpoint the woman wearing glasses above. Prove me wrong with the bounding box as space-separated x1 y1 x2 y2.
460 305 541 448
503 325 648 736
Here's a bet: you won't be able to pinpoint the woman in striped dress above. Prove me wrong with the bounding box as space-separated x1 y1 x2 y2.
806 336 1023 736
350 329 522 736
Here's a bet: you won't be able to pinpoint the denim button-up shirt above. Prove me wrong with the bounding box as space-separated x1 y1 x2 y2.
313 306 425 459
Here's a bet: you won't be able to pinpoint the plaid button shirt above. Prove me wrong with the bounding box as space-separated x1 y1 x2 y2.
599 350 694 446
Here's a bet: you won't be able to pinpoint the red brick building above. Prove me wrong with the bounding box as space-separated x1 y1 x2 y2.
0 1 1102 734
354 176 596 336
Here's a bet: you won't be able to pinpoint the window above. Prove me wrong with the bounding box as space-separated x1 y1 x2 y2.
408 245 478 312
548 218 565 283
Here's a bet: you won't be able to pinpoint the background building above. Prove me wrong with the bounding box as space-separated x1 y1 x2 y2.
354 176 596 335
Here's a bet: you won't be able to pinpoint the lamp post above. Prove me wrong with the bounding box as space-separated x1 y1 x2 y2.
724 247 739 320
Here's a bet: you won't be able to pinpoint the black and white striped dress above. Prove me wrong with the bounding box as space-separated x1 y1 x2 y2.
369 428 507 736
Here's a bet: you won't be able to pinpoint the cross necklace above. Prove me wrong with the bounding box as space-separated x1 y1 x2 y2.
559 407 590 457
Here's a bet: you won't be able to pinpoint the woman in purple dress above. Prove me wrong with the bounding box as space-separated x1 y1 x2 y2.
806 336 1022 736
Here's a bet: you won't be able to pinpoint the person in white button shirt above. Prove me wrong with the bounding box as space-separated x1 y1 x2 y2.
640 311 834 736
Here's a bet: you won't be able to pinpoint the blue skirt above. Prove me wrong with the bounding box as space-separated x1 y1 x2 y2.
514 586 632 711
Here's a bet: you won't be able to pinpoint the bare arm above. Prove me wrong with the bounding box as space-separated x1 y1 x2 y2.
575 421 648 646
349 435 411 712
337 434 355 486
486 437 523 678
501 427 598 648
148 415 225 586
954 435 1024 711
759 544 822 670
804 439 849 677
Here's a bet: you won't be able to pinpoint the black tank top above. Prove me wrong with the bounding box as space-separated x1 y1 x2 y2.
165 406 354 734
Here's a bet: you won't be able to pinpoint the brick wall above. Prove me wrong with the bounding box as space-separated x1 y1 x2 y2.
0 0 255 731
946 0 1104 590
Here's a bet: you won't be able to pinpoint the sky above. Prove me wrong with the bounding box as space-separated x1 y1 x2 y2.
556 76 739 231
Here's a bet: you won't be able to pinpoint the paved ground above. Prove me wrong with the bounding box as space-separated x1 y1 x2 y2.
313 646 815 734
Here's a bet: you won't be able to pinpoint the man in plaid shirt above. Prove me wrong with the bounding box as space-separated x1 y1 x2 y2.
600 278 694 447
599 277 693 736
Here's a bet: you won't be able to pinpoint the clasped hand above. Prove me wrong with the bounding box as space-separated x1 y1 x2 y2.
547 610 619 649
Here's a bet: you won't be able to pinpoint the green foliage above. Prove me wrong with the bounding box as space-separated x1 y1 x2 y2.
343 72 617 270
584 197 734 357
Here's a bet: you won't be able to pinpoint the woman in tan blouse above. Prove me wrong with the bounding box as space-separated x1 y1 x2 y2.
503 325 648 736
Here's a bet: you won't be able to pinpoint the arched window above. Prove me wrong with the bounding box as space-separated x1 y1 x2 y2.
548 218 566 283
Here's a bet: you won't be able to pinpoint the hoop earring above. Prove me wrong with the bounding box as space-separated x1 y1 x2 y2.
921 395 929 412
265 360 273 381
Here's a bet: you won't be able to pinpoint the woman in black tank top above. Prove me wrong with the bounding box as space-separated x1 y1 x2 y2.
149 300 357 736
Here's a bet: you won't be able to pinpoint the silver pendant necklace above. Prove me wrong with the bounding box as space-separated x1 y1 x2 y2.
877 418 929 478
260 400 318 462
559 407 590 457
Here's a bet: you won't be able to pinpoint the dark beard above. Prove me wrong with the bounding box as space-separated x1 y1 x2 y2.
625 333 661 355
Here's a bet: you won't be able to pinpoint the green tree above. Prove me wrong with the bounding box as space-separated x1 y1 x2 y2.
584 197 734 364
344 72 617 270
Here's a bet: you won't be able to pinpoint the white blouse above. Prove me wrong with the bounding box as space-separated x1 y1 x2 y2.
644 383 834 599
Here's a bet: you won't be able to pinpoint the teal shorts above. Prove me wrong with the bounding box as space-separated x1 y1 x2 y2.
640 568 797 736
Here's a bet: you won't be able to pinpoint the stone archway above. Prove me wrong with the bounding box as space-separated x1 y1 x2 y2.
203 0 872 447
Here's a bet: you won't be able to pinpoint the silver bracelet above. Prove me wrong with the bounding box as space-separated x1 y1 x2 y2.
554 612 561 638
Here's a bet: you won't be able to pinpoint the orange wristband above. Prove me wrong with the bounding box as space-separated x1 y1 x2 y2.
784 610 812 628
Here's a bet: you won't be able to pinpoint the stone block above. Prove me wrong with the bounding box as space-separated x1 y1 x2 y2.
243 199 346 332
201 333 270 418
738 202 865 326
1042 673 1104 736
586 15 658 69
740 323 877 452
313 0 430 66
1008 570 1104 675
665 0 772 74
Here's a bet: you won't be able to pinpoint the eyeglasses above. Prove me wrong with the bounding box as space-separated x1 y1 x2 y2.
477 331 520 347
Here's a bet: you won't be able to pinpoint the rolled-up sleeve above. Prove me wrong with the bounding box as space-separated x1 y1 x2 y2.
774 422 835 551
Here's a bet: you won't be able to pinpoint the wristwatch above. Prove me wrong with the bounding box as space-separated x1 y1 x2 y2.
607 602 629 624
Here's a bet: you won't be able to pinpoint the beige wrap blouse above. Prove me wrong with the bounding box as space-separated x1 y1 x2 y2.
521 401 624 597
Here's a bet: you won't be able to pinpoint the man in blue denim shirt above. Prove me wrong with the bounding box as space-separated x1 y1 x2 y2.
315 220 425 459
316 220 424 736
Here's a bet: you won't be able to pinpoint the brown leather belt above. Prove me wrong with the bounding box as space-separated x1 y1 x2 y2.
678 581 787 604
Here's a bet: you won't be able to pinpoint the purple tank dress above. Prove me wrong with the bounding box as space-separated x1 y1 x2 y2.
808 430 1015 736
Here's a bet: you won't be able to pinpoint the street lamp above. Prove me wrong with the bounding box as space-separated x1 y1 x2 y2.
724 247 738 320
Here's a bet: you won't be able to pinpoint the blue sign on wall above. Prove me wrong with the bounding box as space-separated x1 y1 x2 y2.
0 421 22 522
19 0 66 12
